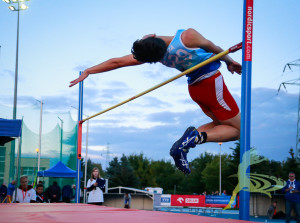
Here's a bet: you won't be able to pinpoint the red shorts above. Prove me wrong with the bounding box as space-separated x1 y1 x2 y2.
188 71 239 121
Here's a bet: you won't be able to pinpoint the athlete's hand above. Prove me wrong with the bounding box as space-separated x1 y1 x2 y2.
227 61 242 75
69 71 89 87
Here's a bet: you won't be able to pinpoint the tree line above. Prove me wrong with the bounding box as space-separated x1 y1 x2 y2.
82 142 300 195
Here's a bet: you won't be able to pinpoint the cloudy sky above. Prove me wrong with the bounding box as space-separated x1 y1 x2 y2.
1 0 300 168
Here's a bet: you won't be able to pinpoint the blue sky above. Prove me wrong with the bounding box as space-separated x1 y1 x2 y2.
1 0 300 168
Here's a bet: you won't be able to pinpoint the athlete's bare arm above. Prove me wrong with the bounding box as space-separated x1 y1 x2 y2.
69 54 142 87
181 28 241 74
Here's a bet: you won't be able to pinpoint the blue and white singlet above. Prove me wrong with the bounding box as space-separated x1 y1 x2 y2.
160 29 221 84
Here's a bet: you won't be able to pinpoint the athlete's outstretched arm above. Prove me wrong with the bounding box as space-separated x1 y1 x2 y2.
69 54 142 87
181 28 241 75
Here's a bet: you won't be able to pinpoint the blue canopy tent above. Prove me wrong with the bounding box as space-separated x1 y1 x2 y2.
37 161 82 178
0 118 22 146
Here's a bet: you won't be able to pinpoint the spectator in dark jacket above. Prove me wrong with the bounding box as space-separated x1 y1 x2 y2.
282 172 300 223
0 183 7 203
62 185 73 203
35 184 49 203
48 181 61 203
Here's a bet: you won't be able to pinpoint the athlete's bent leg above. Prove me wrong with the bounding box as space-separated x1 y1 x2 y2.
198 111 240 142
171 71 240 174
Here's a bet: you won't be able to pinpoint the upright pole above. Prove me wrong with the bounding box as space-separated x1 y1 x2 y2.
60 120 63 161
240 0 254 220
9 2 20 182
14 137 21 202
106 143 109 169
219 142 222 195
76 71 84 203
83 118 89 204
13 2 20 120
297 68 300 161
35 150 38 172
37 100 43 182
57 117 63 162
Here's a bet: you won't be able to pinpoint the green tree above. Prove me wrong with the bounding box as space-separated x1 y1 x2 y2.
201 154 232 194
150 160 184 194
105 155 140 188
267 160 284 178
185 152 215 194
283 148 300 177
202 156 219 193
106 157 122 187
120 155 140 187
228 142 240 173
128 153 156 188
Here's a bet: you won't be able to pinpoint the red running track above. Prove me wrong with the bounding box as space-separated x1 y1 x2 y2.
0 203 257 223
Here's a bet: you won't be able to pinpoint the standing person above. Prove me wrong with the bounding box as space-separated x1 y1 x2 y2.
12 175 36 203
282 172 300 223
7 180 15 203
222 190 227 196
48 181 61 203
62 184 73 203
86 167 105 205
35 184 49 203
69 28 241 175
124 193 131 208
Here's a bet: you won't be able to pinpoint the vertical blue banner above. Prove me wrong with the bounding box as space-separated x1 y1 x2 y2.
76 71 84 203
240 0 253 220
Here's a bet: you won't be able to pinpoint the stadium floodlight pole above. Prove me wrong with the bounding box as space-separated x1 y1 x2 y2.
240 0 254 221
80 42 242 123
36 99 43 183
2 0 29 120
3 0 29 183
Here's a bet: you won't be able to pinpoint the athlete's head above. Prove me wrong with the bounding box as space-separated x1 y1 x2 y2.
131 37 167 63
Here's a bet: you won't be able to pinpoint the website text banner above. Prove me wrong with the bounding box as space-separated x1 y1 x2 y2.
205 195 236 208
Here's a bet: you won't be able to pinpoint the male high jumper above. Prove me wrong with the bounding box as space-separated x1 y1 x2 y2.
70 28 241 174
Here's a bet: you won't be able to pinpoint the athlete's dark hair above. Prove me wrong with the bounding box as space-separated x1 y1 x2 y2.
131 37 167 63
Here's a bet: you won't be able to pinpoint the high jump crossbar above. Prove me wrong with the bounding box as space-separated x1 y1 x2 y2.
81 42 242 123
